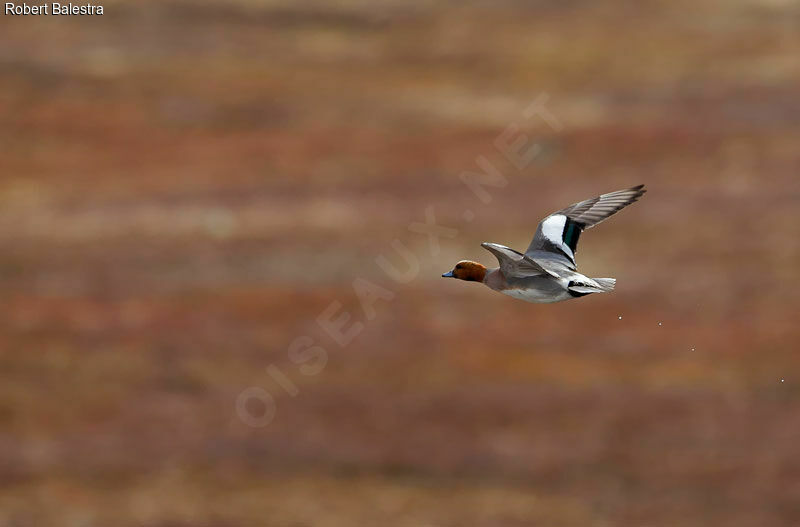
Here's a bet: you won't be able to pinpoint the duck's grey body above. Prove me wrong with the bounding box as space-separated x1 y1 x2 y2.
444 185 645 304
485 269 573 303
484 265 614 304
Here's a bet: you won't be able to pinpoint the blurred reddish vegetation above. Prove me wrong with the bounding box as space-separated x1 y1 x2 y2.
0 1 799 526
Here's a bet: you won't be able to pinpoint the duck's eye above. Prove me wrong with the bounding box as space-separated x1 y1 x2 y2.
455 264 462 270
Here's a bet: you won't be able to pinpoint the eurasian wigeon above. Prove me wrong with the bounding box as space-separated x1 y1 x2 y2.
442 185 646 303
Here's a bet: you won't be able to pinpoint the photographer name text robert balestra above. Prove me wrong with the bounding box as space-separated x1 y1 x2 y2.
5 3 104 15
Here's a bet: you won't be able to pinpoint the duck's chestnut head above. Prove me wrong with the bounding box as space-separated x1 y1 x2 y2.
442 260 487 282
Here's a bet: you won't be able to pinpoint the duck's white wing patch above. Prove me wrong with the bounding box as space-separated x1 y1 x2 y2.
539 214 575 262
481 242 558 278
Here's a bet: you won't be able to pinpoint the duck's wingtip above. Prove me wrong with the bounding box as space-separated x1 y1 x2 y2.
628 184 647 201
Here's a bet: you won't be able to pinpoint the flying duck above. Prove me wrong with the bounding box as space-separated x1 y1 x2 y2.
442 185 646 303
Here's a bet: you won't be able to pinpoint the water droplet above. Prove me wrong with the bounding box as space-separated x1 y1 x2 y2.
691 348 695 352
618 316 622 320
781 379 785 383
658 322 662 326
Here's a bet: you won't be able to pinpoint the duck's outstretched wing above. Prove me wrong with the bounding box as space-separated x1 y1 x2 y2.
481 242 559 278
525 185 646 270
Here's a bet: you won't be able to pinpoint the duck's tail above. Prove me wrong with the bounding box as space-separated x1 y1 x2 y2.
567 277 616 294
592 278 616 292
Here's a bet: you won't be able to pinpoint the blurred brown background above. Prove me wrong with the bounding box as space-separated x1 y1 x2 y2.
1 1 799 526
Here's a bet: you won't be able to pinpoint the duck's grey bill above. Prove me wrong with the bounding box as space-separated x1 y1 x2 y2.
442 271 454 278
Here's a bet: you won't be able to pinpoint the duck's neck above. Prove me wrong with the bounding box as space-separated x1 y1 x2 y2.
483 267 504 290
